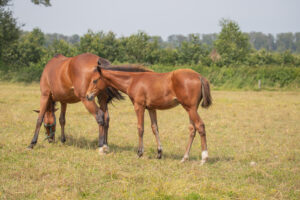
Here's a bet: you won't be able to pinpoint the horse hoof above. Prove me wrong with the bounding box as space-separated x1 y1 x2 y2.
98 147 107 155
27 145 34 149
102 145 110 153
61 138 66 143
157 149 162 159
200 160 206 166
180 156 188 163
137 151 143 157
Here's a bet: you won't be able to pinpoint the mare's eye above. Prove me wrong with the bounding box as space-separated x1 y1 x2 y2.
93 79 98 84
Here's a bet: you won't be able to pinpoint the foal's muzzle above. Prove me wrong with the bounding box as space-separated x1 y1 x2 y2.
86 93 95 101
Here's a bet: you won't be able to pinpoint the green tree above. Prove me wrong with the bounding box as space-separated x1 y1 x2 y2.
49 39 77 57
31 0 51 6
214 19 251 66
276 33 295 52
0 0 20 61
18 28 46 65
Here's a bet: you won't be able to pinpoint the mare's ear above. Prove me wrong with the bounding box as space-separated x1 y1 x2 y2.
33 110 40 113
54 108 59 112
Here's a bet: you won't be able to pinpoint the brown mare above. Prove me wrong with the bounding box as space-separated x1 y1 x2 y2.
28 53 123 154
87 61 212 164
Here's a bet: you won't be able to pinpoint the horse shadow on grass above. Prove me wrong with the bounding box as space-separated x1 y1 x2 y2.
60 135 135 153
59 135 234 163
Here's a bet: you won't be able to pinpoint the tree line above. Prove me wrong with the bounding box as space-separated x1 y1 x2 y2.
1 1 300 78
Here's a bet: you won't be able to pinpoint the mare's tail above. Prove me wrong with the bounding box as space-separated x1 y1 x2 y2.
200 76 212 108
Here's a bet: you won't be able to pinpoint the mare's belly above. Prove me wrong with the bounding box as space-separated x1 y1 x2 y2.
51 87 80 103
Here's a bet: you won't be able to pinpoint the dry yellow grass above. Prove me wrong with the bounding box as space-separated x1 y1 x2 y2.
0 82 299 200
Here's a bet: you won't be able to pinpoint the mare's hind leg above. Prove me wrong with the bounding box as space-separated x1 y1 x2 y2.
59 103 67 143
28 95 49 148
81 99 106 154
182 107 208 165
148 109 163 159
134 104 145 157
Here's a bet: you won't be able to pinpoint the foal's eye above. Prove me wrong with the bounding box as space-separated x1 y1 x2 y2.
93 79 98 84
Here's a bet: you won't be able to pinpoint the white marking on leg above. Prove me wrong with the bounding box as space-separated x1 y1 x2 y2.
200 150 208 165
98 147 105 155
103 144 109 153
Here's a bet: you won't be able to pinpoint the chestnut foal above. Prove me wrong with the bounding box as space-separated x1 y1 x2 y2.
87 61 212 164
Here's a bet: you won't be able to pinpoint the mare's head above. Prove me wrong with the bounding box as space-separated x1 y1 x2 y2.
33 107 58 142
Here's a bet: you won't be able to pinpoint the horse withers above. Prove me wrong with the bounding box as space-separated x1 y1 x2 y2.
87 61 212 164
28 53 123 154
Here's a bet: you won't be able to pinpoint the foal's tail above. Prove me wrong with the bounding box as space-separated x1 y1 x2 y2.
200 76 212 108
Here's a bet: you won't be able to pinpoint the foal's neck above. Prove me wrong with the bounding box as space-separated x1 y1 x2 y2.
102 70 132 93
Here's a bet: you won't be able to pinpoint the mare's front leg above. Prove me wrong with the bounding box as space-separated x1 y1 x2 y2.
81 99 106 154
28 95 49 149
134 104 145 157
59 103 67 143
148 109 163 159
98 95 110 153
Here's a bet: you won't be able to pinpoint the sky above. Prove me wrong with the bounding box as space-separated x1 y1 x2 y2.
11 0 300 39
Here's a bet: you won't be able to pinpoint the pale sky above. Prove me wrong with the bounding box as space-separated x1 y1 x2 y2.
11 0 300 39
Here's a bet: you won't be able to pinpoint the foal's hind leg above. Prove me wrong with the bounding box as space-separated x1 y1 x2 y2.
148 109 163 159
181 120 196 163
28 95 49 148
182 108 208 164
59 103 67 143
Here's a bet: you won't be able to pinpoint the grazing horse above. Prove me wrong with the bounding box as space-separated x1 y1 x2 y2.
28 53 123 154
87 61 212 164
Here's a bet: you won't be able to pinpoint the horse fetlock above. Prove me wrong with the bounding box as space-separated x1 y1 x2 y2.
180 155 189 163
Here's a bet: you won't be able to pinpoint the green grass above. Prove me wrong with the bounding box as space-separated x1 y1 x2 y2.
0 82 299 199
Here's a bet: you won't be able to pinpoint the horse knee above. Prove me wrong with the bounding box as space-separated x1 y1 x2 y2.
137 126 144 136
59 116 65 126
104 114 110 127
189 124 196 137
151 124 158 133
197 124 206 136
96 110 104 126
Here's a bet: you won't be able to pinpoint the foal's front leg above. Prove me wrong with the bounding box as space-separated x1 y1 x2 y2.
148 109 163 159
81 99 105 154
134 104 145 157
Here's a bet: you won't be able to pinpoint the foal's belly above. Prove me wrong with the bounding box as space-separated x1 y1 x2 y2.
146 96 179 110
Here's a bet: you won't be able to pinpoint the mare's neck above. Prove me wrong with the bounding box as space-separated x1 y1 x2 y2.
102 70 133 94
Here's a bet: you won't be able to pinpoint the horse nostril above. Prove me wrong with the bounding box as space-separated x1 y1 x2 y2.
87 94 94 101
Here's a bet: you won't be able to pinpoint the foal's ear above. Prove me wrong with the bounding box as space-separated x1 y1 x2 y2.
33 110 40 113
96 66 102 75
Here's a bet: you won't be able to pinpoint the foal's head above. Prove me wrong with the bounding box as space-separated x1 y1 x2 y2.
33 107 58 142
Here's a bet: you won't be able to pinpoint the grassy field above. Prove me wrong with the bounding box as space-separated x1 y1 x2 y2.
0 82 299 200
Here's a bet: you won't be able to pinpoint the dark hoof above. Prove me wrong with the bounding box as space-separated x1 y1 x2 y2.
157 149 162 159
137 150 143 157
48 138 55 143
61 138 66 143
27 145 34 149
